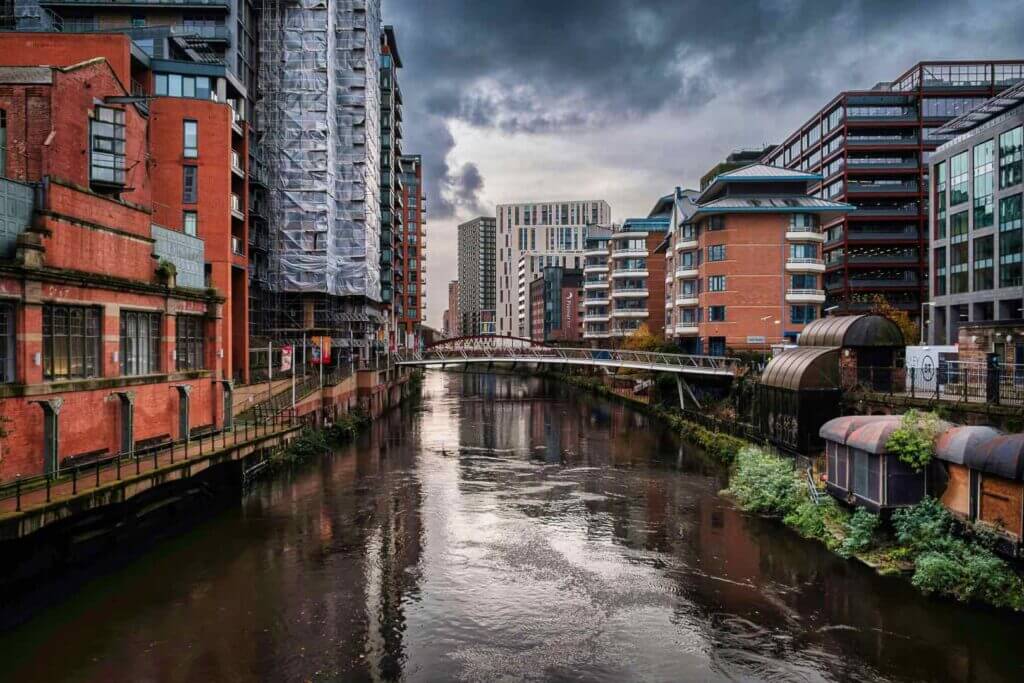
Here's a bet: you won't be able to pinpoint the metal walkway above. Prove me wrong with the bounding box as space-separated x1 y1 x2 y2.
393 347 740 378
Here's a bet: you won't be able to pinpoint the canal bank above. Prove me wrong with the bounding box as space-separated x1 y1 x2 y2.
0 370 420 629
539 367 1024 613
2 371 1024 682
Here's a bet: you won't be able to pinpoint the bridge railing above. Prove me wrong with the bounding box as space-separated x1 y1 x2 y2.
393 346 741 374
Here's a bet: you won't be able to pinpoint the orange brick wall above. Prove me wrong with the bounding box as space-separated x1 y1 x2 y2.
0 33 133 87
698 214 801 350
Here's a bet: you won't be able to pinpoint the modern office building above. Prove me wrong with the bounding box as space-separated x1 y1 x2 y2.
664 165 853 355
457 216 495 336
582 226 613 343
927 84 1024 344
516 250 587 337
608 215 670 340
527 267 584 343
0 43 231 479
495 200 611 336
765 60 1024 318
398 153 426 349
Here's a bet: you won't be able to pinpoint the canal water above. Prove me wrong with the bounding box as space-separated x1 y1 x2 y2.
2 371 1023 682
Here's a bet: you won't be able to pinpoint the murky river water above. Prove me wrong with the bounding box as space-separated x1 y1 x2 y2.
2 372 1024 682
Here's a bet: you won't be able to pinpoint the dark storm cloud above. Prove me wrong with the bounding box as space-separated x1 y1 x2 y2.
383 0 1024 325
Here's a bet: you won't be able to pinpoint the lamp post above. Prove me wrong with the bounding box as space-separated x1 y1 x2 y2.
920 301 936 345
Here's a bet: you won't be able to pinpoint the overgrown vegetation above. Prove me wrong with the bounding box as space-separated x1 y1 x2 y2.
892 498 1024 610
886 409 944 470
267 408 371 473
839 508 881 558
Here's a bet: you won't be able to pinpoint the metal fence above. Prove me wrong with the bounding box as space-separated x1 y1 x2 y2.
0 407 313 514
841 361 1024 407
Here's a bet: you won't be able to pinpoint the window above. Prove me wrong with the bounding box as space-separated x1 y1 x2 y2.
183 166 198 203
950 210 969 244
707 244 725 261
183 120 198 158
183 210 198 236
708 305 726 322
973 140 995 229
934 246 947 296
90 106 126 187
950 242 969 294
1000 126 1023 189
999 194 1023 288
121 310 161 376
950 151 969 205
934 160 947 239
789 243 818 259
789 214 820 232
154 74 212 101
0 302 13 382
973 235 993 291
707 275 726 292
176 315 205 370
790 273 817 290
791 305 817 324
43 304 100 380
706 215 725 231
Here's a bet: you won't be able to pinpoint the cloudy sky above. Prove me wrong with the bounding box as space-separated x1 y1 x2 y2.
383 0 1024 329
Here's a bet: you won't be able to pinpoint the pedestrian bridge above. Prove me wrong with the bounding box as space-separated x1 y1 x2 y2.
393 336 740 378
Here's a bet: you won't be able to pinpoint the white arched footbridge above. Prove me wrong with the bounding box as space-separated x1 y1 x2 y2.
394 336 740 408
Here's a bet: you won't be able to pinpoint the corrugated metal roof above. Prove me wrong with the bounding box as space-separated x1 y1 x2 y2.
0 66 53 84
965 435 1024 481
846 419 903 454
691 196 854 214
799 315 904 347
760 346 839 390
717 163 822 181
820 415 899 443
935 426 1004 465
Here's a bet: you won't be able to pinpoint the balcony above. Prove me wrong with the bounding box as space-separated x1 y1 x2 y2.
584 313 611 323
785 289 827 303
846 135 919 148
674 323 699 336
675 295 699 307
231 150 244 177
584 248 608 257
675 267 698 279
832 227 920 244
675 238 698 251
611 288 648 298
846 181 920 194
583 264 608 274
846 277 920 289
611 269 647 278
231 235 244 256
846 159 919 171
786 228 824 242
848 205 920 217
610 248 647 259
611 308 649 319
230 193 244 220
785 258 826 273
583 329 610 339
584 280 609 290
584 297 610 307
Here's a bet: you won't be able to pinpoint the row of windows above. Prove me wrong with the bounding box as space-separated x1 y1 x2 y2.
21 304 208 382
934 195 1024 295
674 305 817 326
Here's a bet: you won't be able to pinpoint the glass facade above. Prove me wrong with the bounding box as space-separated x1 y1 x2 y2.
999 127 1023 189
999 194 1023 288
973 140 995 229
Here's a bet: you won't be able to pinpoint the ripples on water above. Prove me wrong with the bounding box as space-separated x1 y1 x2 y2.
2 371 1024 682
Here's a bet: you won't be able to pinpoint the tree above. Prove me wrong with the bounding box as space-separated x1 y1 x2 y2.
869 294 918 344
622 324 662 351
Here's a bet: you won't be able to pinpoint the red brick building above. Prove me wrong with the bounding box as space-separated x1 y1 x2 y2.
527 267 583 343
0 39 235 480
398 154 425 348
664 166 853 355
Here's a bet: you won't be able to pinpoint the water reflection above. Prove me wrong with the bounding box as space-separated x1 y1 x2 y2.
1 371 1023 682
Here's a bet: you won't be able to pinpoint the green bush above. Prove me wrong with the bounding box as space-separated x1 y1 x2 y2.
894 498 1024 610
886 409 943 470
326 408 370 443
726 447 801 515
839 508 881 558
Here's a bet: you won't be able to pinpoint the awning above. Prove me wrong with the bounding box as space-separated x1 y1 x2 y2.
820 415 899 444
935 426 1004 466
760 346 840 390
964 435 1024 481
799 315 904 348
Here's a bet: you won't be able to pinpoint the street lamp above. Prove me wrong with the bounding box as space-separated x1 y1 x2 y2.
920 302 936 345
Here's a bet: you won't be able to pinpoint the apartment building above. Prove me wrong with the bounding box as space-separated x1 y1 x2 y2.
928 84 1024 344
664 166 852 355
495 199 611 336
582 226 613 343
528 267 584 343
379 25 403 350
0 46 230 479
457 216 495 336
516 250 587 336
445 280 459 337
766 61 1024 318
398 154 426 349
608 215 669 340
0 32 250 382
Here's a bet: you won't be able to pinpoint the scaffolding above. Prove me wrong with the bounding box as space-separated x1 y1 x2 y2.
254 0 384 360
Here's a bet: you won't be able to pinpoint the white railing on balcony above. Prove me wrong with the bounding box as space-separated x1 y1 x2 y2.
231 236 244 256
